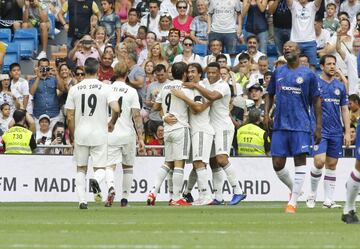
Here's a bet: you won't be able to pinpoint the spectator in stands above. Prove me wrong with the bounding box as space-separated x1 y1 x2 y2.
135 25 147 51
98 53 114 83
173 37 202 65
35 114 52 154
273 55 287 68
350 124 356 145
269 0 292 56
287 0 321 67
258 55 269 76
236 108 270 156
163 28 183 63
189 0 208 45
138 31 157 65
2 109 36 154
203 39 231 68
100 0 121 45
161 0 181 19
29 58 65 129
126 52 146 104
208 0 242 55
140 0 160 34
22 0 50 60
234 35 265 70
144 61 155 87
68 35 102 66
340 0 360 22
349 94 360 127
0 103 11 132
234 52 251 91
146 123 164 156
145 64 167 132
299 54 310 67
121 8 141 40
92 26 108 53
315 16 332 57
104 45 115 57
74 66 85 84
115 0 132 24
58 0 100 48
0 74 17 116
352 12 360 38
323 3 339 36
46 121 72 155
173 0 193 41
157 13 173 42
9 63 29 112
142 42 169 68
247 83 265 117
0 0 24 30
243 0 269 54
220 66 239 96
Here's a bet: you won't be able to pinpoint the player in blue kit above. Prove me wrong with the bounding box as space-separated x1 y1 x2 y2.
306 55 350 209
264 41 322 213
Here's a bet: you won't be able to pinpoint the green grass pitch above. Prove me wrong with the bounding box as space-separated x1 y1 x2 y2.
0 202 358 249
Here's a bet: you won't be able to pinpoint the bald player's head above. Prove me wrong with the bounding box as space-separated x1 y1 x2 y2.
283 41 300 63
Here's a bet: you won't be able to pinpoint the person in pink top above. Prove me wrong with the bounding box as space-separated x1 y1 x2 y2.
115 0 132 24
173 0 193 41
68 35 102 67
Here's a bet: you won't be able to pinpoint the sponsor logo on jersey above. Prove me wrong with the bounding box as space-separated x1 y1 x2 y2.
296 76 304 84
281 86 302 94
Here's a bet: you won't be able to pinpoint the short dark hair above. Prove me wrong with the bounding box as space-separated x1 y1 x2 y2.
168 28 180 37
209 39 222 47
128 8 139 18
149 0 159 7
258 55 268 62
326 2 336 9
13 109 26 123
299 54 309 61
340 18 351 29
338 11 349 19
349 94 360 104
38 58 49 66
319 54 337 65
84 58 99 75
187 63 203 79
238 52 250 62
207 62 220 70
315 14 323 23
138 25 148 33
0 102 10 111
216 54 227 61
147 31 157 40
246 35 258 43
171 62 187 80
101 0 114 5
10 63 20 71
153 64 167 73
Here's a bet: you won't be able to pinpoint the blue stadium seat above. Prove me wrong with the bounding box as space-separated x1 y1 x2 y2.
193 44 208 57
13 28 38 59
48 14 56 39
0 29 12 43
2 43 20 72
267 44 277 56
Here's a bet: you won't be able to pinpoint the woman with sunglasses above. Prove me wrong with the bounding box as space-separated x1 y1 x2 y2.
74 66 85 85
173 0 193 41
157 13 173 43
173 37 202 65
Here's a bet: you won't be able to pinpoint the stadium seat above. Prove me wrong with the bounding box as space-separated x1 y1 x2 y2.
267 44 277 57
0 29 12 43
13 28 38 59
193 44 208 57
2 42 20 72
48 14 56 39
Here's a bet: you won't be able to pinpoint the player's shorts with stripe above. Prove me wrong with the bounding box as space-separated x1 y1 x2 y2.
313 136 343 159
271 130 311 157
74 143 107 167
210 129 234 157
191 131 214 164
164 127 190 162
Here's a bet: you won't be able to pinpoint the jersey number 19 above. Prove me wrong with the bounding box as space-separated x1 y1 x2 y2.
81 94 97 116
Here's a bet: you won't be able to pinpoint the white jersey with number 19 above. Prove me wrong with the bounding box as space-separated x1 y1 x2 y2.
65 79 117 146
156 79 193 132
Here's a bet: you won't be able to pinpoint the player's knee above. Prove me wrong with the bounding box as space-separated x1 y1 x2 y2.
193 160 204 169
77 166 87 173
314 159 325 168
217 156 229 167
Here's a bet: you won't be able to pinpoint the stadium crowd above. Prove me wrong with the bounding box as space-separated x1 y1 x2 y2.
0 0 359 157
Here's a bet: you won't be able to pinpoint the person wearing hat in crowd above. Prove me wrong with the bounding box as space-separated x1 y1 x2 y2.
1 109 36 154
247 83 265 120
34 114 52 154
236 108 270 156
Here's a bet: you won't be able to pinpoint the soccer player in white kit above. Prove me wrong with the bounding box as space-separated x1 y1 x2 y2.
171 63 214 205
104 61 145 207
65 58 120 209
183 62 246 205
147 62 192 206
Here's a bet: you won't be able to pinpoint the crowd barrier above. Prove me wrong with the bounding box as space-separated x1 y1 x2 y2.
0 155 358 202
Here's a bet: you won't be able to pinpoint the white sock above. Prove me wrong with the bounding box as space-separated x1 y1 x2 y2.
324 168 336 204
184 168 197 195
310 166 322 196
76 171 86 204
93 168 105 186
275 167 293 191
223 163 243 195
212 167 224 201
172 168 184 201
289 165 307 207
122 168 133 200
344 169 360 214
105 167 115 190
196 167 210 200
168 169 173 200
152 164 170 194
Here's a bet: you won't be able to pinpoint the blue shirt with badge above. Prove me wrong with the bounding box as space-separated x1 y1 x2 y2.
318 77 348 138
267 64 320 133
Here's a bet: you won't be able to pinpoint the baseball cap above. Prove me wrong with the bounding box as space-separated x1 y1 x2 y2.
38 114 50 123
13 110 26 123
248 83 263 92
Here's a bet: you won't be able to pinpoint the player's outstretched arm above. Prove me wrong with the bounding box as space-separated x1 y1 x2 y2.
152 102 162 111
184 82 222 101
342 105 351 147
313 96 322 145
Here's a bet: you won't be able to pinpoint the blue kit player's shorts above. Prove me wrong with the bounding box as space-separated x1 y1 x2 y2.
355 122 360 160
313 136 343 158
271 130 311 157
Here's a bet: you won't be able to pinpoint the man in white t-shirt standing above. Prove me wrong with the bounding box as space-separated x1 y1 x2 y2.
147 62 192 206
184 62 246 205
287 0 322 66
65 58 120 209
104 61 145 208
9 63 30 112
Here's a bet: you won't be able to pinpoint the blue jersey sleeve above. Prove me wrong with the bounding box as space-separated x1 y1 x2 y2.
340 84 348 106
267 70 276 95
309 72 320 98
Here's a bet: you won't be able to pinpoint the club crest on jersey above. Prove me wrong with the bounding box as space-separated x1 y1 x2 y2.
313 145 319 151
296 77 304 84
334 88 340 96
